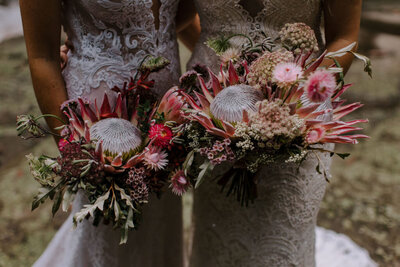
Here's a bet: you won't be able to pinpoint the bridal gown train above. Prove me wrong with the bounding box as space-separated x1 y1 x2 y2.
187 0 377 266
34 0 184 266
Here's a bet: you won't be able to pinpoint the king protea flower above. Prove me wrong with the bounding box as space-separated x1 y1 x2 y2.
63 93 147 173
181 61 263 138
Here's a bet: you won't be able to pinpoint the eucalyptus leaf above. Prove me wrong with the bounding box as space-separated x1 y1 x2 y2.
73 190 110 226
350 52 372 77
336 152 351 160
120 208 134 245
62 189 75 212
195 161 214 189
31 179 64 211
113 200 121 221
52 190 63 216
183 150 195 175
326 42 356 58
114 184 135 210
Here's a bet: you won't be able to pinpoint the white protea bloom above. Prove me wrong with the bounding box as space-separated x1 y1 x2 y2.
210 84 263 122
90 118 142 157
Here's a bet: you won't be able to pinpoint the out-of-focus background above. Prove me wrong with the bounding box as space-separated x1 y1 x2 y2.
0 0 399 266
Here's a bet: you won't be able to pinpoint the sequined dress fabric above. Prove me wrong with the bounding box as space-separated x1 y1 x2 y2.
188 1 376 267
33 1 183 266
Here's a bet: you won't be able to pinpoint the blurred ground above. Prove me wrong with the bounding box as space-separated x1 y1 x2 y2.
0 2 400 267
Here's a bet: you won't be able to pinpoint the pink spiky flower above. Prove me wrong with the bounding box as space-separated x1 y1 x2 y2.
157 86 187 123
143 146 168 171
170 169 190 196
305 69 337 103
272 62 303 88
149 124 173 148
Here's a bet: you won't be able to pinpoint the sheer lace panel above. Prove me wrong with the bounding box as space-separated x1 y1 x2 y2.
61 0 181 99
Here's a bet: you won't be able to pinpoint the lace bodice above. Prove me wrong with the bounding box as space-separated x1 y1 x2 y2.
188 0 324 70
62 0 181 99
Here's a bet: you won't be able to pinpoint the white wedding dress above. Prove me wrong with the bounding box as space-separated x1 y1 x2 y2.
34 0 184 266
187 0 377 266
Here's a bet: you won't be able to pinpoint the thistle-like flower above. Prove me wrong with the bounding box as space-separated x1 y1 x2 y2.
272 62 303 88
305 69 337 103
170 169 190 196
143 146 169 171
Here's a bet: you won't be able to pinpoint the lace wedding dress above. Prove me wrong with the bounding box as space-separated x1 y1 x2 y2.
34 0 183 266
187 1 377 266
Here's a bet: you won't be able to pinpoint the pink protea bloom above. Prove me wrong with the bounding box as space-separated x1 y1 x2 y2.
170 169 190 196
143 146 168 171
148 124 173 148
157 87 187 123
305 128 326 144
272 62 303 87
305 70 336 103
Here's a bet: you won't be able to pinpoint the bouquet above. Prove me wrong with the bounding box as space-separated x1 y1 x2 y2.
178 23 371 206
16 56 189 243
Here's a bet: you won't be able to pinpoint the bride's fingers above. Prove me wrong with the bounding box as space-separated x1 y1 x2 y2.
60 51 68 70
65 39 74 51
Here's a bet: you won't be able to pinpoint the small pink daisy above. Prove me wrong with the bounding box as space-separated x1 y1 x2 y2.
304 70 337 103
143 146 168 171
272 62 303 87
170 169 190 196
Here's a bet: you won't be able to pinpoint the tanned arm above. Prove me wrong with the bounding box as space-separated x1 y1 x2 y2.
175 0 201 51
20 0 68 142
322 0 363 74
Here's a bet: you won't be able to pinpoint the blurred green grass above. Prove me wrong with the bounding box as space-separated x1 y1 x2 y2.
0 32 399 266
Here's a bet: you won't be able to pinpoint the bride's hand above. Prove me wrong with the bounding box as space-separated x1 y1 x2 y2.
60 39 73 70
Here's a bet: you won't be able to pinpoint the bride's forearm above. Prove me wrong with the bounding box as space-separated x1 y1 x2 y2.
177 16 201 51
20 0 68 141
322 0 362 75
29 59 68 138
320 38 358 75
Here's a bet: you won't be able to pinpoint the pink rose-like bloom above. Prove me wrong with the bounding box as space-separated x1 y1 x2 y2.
170 169 190 196
305 70 337 103
306 128 326 144
143 146 168 171
272 62 303 87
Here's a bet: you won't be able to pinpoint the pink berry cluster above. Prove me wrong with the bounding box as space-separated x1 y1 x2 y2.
58 142 105 184
126 167 149 203
199 138 235 165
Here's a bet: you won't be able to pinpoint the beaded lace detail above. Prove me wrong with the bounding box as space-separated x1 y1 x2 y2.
62 0 181 99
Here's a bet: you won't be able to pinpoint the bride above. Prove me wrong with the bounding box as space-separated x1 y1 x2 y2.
185 0 376 266
19 0 197 266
